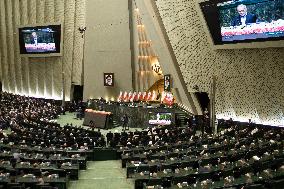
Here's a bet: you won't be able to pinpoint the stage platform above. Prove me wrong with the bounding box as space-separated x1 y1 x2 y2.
86 99 185 129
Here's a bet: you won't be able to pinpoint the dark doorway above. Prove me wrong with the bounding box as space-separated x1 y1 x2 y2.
0 81 2 92
72 85 84 102
195 92 211 135
195 92 210 112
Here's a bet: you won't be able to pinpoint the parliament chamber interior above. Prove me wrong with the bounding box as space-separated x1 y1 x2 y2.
0 0 283 189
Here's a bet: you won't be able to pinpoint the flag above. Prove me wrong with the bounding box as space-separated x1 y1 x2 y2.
151 91 156 101
132 92 137 102
163 92 174 105
137 91 142 101
142 91 147 101
128 91 133 102
118 91 123 102
123 91 128 102
161 91 166 102
147 91 152 101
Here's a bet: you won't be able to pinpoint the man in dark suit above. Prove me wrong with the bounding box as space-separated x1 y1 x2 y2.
122 114 129 131
30 32 39 45
231 4 257 26
106 131 113 145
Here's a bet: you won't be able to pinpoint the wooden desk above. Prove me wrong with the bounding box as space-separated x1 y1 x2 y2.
83 109 112 129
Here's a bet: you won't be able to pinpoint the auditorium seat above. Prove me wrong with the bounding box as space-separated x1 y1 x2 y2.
211 172 221 181
187 175 197 185
7 183 23 189
171 175 188 185
243 184 266 189
266 178 284 189
38 185 53 189
198 171 212 181
147 178 163 187
10 187 23 189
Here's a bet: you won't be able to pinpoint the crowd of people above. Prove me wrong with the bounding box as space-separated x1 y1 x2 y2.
8 122 105 150
0 92 283 189
0 92 61 130
106 127 194 148
0 92 102 188
0 92 106 150
120 122 284 189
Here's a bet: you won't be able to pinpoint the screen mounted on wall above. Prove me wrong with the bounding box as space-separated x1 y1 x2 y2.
198 0 284 48
148 112 172 126
18 24 62 56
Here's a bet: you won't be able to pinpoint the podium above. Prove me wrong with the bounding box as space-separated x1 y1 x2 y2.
83 109 113 129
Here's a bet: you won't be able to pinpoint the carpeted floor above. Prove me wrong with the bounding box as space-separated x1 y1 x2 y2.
56 113 135 189
68 160 133 189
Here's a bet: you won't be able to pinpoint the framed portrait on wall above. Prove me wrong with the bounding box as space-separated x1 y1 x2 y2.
164 74 171 91
104 73 114 87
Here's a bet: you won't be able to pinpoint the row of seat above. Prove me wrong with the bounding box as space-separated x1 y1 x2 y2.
117 123 284 188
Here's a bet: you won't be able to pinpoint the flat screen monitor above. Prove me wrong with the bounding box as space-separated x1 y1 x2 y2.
148 112 172 125
197 0 284 49
18 24 62 56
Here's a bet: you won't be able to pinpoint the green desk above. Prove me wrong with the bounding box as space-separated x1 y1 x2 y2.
16 176 67 189
61 164 79 180
43 177 67 189
65 156 87 170
0 177 11 189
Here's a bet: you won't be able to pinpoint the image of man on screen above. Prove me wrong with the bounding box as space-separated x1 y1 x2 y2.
231 4 257 26
30 32 39 45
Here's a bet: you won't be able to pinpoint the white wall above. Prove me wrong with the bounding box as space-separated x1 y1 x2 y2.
155 0 284 125
84 0 132 101
0 0 86 100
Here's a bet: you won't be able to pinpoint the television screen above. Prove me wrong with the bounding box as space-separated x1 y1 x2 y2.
199 0 284 45
19 24 62 55
148 112 172 125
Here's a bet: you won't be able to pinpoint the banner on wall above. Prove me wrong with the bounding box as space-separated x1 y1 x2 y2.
104 73 114 87
164 74 171 91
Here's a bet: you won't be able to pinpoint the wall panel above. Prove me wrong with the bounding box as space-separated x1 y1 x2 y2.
0 1 1 84
72 0 86 85
28 0 37 96
5 0 16 93
53 0 65 98
44 0 54 98
0 50 1 84
0 0 9 91
62 0 76 100
19 0 30 95
36 0 46 97
0 0 86 100
12 0 23 94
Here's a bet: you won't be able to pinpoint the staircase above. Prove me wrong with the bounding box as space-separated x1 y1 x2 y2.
175 111 190 127
174 105 193 127
112 119 121 128
68 160 133 189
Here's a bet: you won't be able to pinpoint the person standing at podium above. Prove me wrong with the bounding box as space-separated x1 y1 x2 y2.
122 114 129 131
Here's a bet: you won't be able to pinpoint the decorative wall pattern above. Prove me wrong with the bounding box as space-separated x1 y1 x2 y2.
155 0 284 125
0 0 86 100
